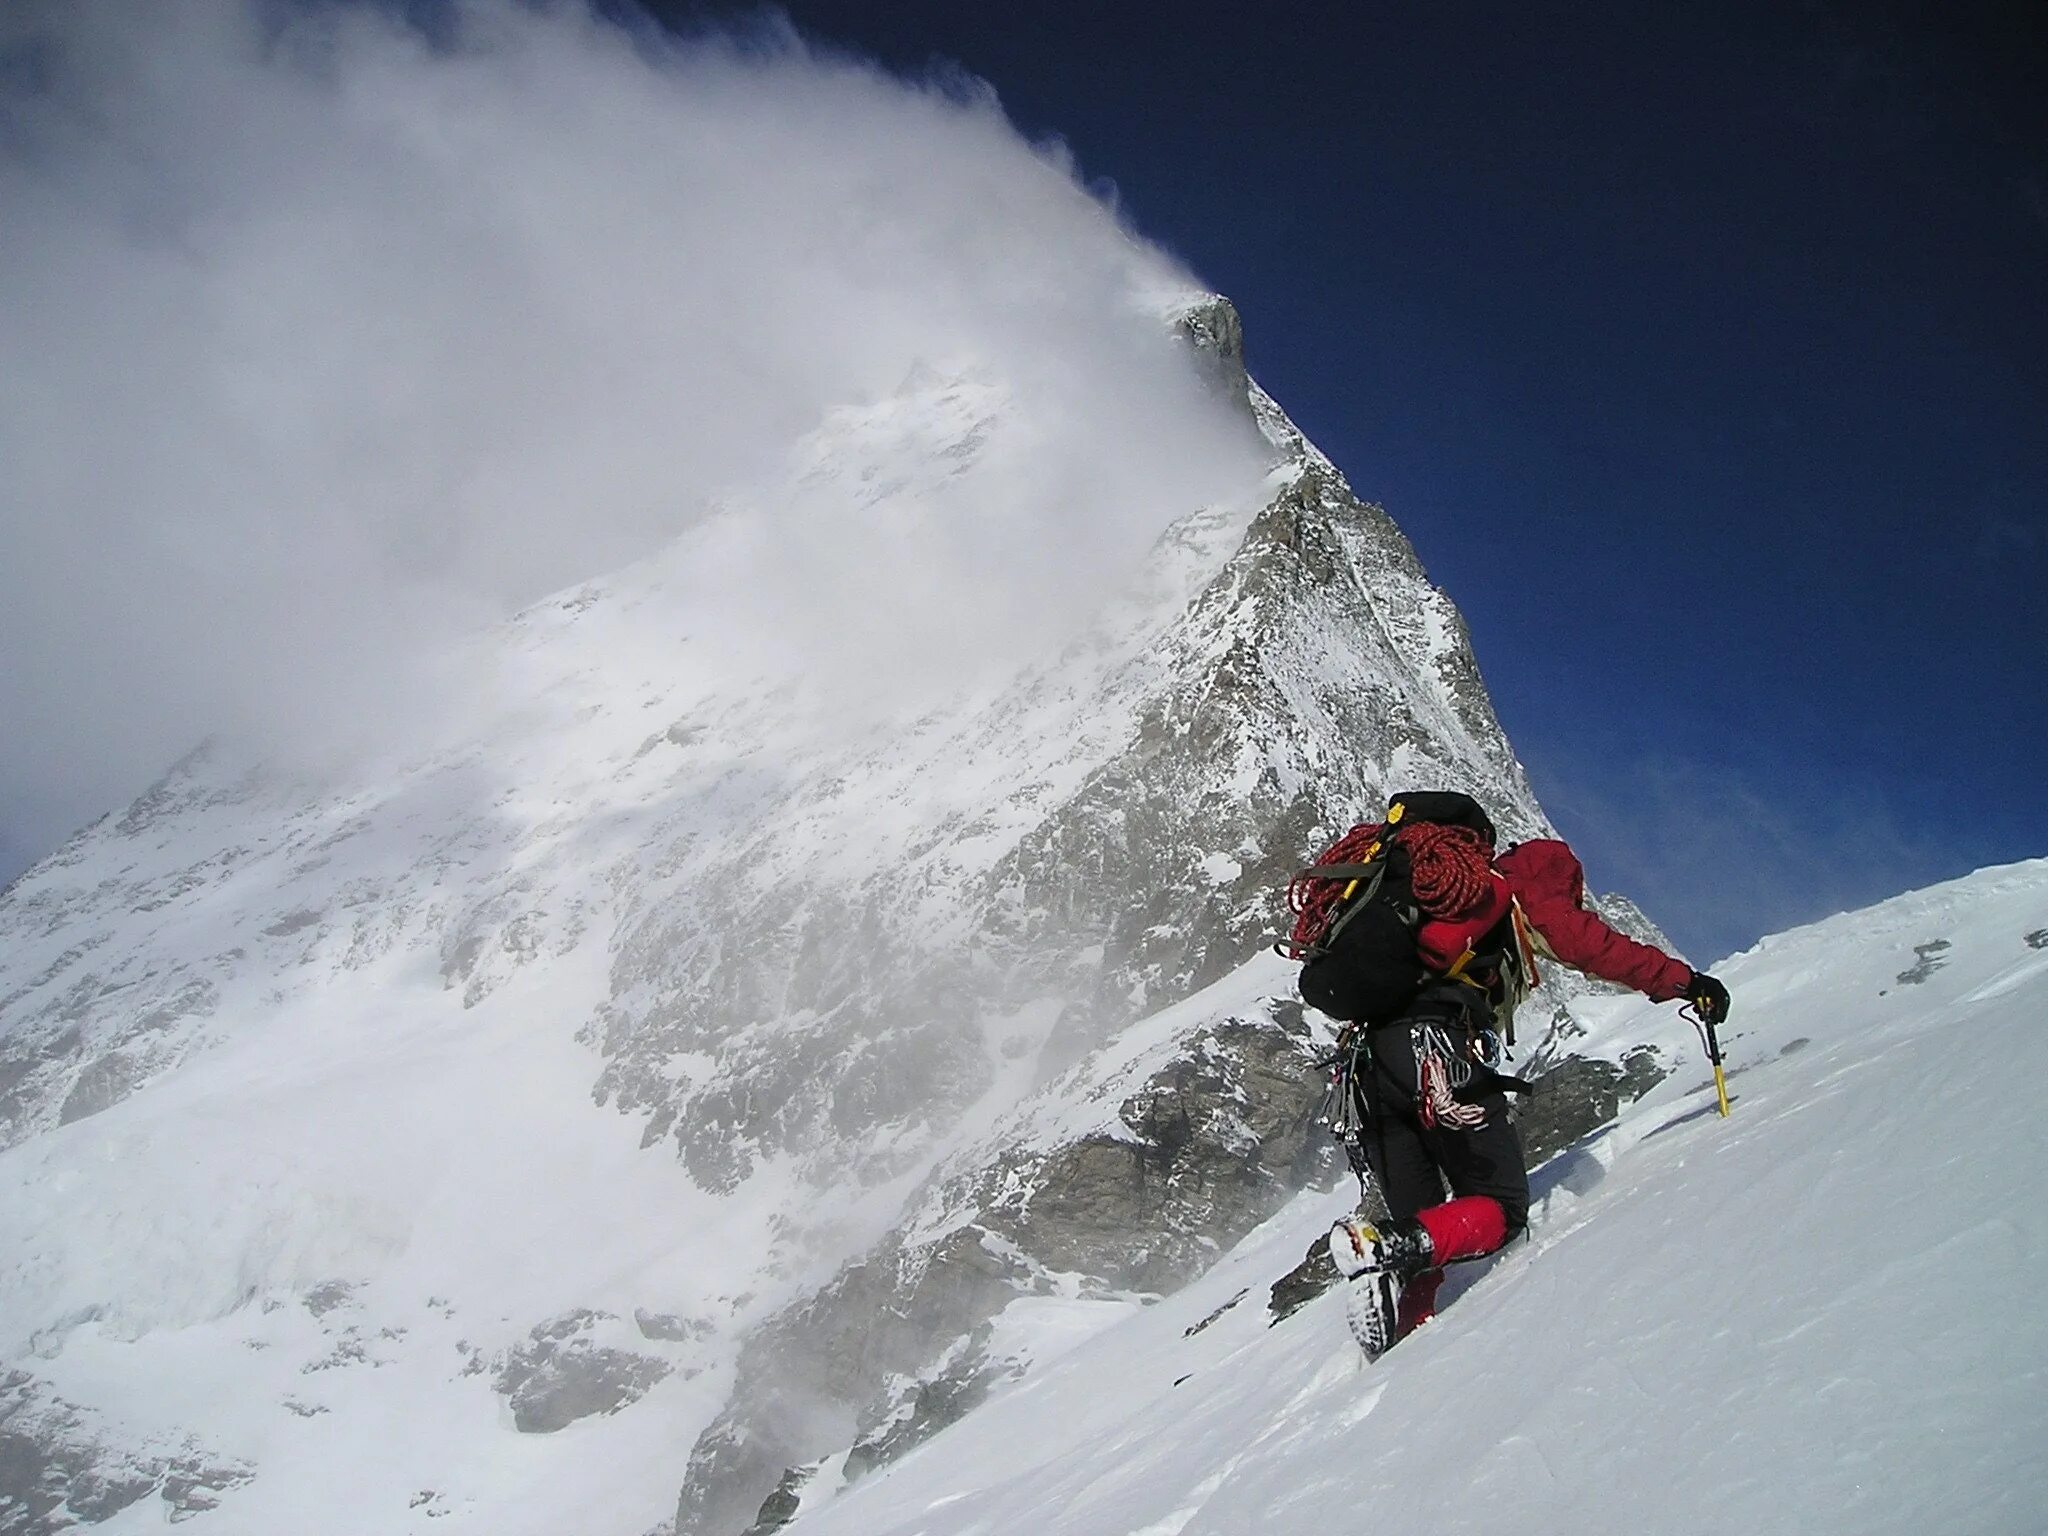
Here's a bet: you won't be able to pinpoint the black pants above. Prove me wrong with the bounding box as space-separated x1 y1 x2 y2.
1358 1000 1531 1238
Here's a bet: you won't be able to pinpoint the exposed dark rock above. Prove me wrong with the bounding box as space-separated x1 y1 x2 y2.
979 1010 1340 1295
5 972 217 1140
57 1053 138 1125
1516 1046 1669 1167
0 1370 252 1533
0 1407 80 1536
1895 938 1952 985
1183 1287 1249 1338
679 1002 1341 1534
735 1325 1035 1530
125 979 217 1041
677 1219 1034 1531
843 1332 1018 1483
680 1419 837 1536
160 1456 249 1522
633 1310 710 1344
1268 1236 1343 1327
1173 295 1252 415
0 1025 83 1149
740 1466 810 1536
300 1332 371 1373
2027 929 2048 950
62 1466 159 1522
302 1281 357 1319
493 1313 670 1434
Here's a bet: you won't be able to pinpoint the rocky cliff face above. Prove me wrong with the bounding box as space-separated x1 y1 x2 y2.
0 297 1668 1536
665 307 1655 1535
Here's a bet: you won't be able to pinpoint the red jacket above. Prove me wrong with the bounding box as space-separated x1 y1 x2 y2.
1494 840 1692 1002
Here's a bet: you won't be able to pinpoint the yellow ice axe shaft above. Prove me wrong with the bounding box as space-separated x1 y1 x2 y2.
1702 1013 1731 1118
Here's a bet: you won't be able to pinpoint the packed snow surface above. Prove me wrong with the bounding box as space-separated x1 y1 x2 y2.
778 859 2048 1536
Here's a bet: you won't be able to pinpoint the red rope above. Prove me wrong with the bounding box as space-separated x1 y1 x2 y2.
1403 822 1494 920
1285 818 1497 958
1284 822 1383 957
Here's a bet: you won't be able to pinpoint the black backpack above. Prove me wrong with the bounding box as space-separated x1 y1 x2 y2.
1283 791 1500 1027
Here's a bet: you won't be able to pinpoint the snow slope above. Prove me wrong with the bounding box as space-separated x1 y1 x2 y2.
775 859 2048 1536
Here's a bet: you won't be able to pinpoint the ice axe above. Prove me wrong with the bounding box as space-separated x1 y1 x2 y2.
1683 1001 1732 1117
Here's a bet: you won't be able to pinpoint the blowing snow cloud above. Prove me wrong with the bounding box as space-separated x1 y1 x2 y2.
0 0 1268 875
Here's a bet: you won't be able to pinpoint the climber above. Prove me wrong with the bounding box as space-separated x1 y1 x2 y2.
1287 792 1731 1355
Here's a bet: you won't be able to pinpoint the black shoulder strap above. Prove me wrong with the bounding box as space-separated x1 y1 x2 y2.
1291 861 1385 882
1304 861 1401 957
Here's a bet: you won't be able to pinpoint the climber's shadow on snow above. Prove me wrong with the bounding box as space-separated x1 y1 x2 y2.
1528 1126 1615 1204
1639 1093 1742 1142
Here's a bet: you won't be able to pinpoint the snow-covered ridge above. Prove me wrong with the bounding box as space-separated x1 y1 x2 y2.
769 858 2048 1536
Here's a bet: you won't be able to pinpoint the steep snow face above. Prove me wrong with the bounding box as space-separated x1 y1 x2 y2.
0 297 1563 1536
769 860 2048 1536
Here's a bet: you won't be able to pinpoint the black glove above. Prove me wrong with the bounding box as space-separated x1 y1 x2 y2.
1684 970 1731 1026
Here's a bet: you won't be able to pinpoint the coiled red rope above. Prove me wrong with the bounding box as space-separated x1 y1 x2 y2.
1284 818 1496 957
1403 821 1494 920
1284 822 1383 958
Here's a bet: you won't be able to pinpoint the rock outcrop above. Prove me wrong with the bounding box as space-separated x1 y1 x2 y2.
0 1372 252 1533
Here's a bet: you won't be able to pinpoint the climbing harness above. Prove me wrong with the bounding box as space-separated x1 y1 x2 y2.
1414 1019 1489 1130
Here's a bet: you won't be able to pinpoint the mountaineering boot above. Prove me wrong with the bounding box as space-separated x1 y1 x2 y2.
1326 1215 1433 1281
1328 1216 1434 1361
1344 1266 1402 1360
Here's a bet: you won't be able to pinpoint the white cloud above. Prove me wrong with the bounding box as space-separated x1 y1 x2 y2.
0 0 1267 872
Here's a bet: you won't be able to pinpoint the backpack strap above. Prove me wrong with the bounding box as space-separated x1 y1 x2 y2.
1289 861 1385 883
1509 897 1548 988
1297 860 1402 959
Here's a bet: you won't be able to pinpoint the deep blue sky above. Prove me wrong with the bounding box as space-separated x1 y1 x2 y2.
650 0 2046 962
5 3 2040 966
